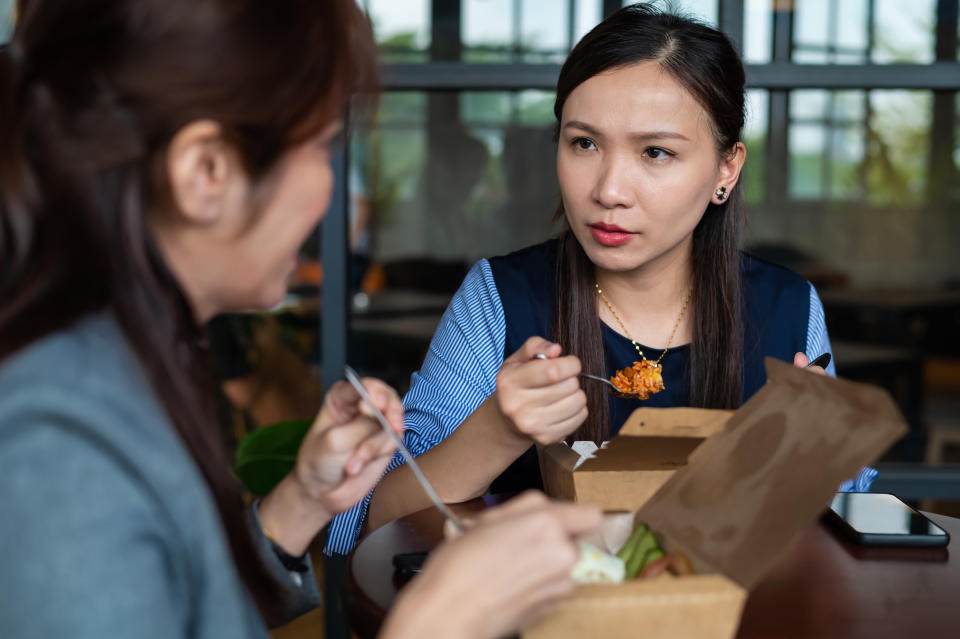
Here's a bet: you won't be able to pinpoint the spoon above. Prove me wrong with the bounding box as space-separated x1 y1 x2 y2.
533 353 643 398
343 366 467 535
580 354 830 394
579 372 621 391
536 352 832 399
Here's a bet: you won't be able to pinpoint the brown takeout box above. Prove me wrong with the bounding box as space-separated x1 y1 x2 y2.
525 358 907 639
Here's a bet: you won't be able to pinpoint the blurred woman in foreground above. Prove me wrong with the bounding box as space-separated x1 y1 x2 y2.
0 1 599 637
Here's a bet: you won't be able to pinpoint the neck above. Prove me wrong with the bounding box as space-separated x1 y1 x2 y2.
596 241 692 310
594 240 694 349
151 220 217 324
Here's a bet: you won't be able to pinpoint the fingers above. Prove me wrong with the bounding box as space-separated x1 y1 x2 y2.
507 354 582 390
793 352 828 376
508 336 563 364
343 429 399 476
498 378 587 443
320 380 362 425
321 451 395 512
294 377 404 510
513 387 587 425
539 500 604 537
499 375 583 415
358 377 404 434
478 490 552 522
529 406 588 445
514 408 588 446
497 338 586 442
319 377 404 435
420 491 601 638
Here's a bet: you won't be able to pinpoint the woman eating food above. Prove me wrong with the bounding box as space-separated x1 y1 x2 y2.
0 1 602 637
328 3 875 553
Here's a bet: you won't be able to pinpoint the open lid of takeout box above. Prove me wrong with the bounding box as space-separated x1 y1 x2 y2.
574 408 733 472
636 358 907 590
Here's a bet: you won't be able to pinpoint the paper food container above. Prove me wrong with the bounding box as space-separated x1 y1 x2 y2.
538 405 732 514
524 358 907 639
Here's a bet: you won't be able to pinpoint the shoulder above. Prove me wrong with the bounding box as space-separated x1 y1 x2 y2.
0 312 210 532
0 313 170 449
488 239 558 282
740 252 811 309
486 239 558 308
486 240 558 351
0 312 153 409
0 315 254 636
741 252 809 291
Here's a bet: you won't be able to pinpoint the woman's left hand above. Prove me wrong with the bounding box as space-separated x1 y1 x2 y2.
793 352 828 376
258 378 404 555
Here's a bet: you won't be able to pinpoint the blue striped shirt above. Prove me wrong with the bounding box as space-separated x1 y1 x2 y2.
325 260 875 554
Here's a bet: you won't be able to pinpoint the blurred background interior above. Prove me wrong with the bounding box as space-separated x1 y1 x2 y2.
3 0 957 509
3 1 958 637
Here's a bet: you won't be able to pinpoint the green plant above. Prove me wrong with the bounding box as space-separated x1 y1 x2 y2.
234 418 312 497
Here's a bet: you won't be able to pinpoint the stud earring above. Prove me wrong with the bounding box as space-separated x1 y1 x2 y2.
715 186 728 201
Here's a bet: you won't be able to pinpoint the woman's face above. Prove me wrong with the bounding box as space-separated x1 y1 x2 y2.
221 123 341 311
556 61 743 276
156 119 342 320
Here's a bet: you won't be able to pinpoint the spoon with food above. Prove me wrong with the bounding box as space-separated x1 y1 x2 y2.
533 353 661 400
592 360 664 399
578 352 832 399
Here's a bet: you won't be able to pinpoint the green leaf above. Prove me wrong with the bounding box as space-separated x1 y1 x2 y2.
234 418 312 497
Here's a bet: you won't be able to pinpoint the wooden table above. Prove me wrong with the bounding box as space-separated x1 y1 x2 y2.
344 496 960 639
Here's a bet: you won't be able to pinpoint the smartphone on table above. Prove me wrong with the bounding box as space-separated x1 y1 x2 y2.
824 492 950 548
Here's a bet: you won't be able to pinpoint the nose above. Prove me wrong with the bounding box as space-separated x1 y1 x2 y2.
591 154 635 209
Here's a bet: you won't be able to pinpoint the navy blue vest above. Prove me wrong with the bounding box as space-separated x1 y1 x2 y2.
486 239 810 493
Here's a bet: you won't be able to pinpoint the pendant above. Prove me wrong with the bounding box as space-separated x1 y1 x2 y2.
610 359 665 399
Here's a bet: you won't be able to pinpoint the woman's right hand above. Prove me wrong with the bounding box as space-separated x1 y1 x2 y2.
494 336 588 446
381 491 603 639
258 377 403 556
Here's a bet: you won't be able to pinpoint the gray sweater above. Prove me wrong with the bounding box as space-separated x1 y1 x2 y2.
0 313 321 638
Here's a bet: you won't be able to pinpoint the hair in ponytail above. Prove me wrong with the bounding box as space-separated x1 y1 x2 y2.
0 0 377 622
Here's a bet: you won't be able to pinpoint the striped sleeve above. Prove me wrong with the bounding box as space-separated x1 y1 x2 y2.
324 259 506 554
837 467 880 493
807 283 877 493
805 284 837 377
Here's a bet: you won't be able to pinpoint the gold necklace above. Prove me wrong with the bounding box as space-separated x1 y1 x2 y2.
595 282 691 364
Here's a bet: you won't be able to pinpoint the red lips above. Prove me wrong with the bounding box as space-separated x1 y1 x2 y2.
589 222 634 247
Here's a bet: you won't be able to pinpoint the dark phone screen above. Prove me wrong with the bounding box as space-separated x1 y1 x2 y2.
829 493 948 537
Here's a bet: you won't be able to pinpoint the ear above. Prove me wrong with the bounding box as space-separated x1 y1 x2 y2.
166 120 243 225
712 142 747 205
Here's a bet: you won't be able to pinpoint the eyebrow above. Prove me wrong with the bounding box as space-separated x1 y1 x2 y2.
563 120 690 143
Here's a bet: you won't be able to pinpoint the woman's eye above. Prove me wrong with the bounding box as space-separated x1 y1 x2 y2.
645 146 673 160
573 137 597 151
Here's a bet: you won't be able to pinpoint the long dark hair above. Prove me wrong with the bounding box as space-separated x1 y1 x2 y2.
552 3 746 443
0 0 376 621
